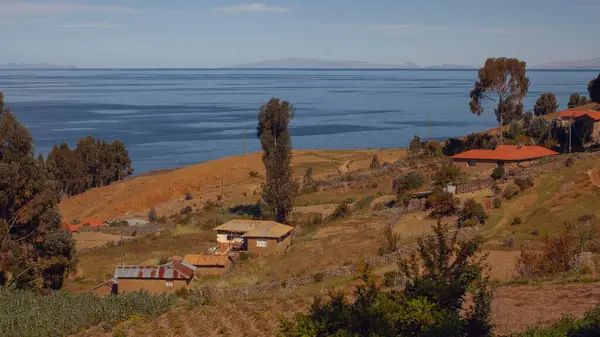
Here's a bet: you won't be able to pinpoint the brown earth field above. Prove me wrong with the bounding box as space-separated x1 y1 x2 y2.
59 149 407 223
78 281 600 337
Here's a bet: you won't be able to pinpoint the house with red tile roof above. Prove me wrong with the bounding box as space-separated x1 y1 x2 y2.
555 109 600 147
451 145 559 173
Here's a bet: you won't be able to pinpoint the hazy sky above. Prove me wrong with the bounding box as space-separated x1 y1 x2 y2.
1 0 599 68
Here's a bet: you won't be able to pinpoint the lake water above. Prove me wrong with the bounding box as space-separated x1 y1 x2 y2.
0 69 596 174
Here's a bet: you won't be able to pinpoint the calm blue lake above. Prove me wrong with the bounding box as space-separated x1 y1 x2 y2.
0 69 596 173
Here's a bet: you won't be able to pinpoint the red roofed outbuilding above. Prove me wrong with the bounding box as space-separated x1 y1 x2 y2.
451 145 559 173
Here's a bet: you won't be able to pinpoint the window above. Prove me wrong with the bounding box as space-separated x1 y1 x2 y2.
468 160 476 167
165 281 173 287
256 239 268 248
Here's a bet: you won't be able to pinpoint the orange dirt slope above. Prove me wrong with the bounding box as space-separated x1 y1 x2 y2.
59 149 407 222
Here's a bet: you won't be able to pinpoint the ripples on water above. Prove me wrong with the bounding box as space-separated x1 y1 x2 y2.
0 69 595 173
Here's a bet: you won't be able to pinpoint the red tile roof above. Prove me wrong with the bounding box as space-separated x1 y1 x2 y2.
451 145 559 161
559 110 600 121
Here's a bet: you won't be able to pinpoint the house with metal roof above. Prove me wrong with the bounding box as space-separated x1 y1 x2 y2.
451 145 559 173
92 258 196 296
212 219 294 255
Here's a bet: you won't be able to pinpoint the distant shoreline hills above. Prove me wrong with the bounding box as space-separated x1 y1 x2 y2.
0 63 77 69
232 57 600 70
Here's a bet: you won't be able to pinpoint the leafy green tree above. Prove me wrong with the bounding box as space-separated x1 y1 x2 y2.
470 57 530 144
568 93 590 108
409 135 422 156
522 111 534 129
257 98 298 223
36 153 46 171
442 138 466 156
281 222 492 336
0 93 76 290
590 73 600 103
46 143 86 197
533 92 559 116
528 116 551 144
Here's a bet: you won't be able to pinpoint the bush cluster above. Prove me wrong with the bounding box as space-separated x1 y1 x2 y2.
503 184 520 199
392 171 426 196
515 176 535 191
491 167 505 180
328 202 353 220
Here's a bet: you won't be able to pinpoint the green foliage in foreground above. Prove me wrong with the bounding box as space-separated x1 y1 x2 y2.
281 222 492 337
516 304 600 337
0 289 174 337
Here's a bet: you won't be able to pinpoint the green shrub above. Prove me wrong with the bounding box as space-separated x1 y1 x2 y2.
492 198 502 209
184 192 193 200
426 189 459 217
239 252 250 261
433 162 462 187
512 217 522 226
517 304 600 336
248 171 260 178
392 171 425 195
491 167 505 180
459 198 487 226
515 176 535 191
502 234 515 248
383 271 399 287
329 202 352 220
0 290 174 337
565 157 575 168
313 272 325 283
503 184 520 199
354 195 375 210
71 219 81 225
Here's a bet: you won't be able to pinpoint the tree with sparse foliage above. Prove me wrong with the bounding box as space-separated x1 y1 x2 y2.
590 73 600 103
433 162 461 187
533 92 559 116
0 93 77 290
303 167 313 185
281 221 493 337
369 154 381 170
257 98 298 224
148 207 157 223
426 189 460 218
409 135 422 156
470 57 530 144
528 116 551 144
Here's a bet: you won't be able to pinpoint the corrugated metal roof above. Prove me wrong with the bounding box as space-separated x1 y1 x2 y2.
114 260 196 280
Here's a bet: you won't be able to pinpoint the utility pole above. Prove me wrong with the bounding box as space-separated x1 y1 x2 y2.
569 122 572 154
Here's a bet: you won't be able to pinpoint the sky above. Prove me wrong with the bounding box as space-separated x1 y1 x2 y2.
0 0 599 68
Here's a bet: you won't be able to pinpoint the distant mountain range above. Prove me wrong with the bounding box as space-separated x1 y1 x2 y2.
232 57 419 69
0 63 77 69
232 57 600 70
531 57 600 70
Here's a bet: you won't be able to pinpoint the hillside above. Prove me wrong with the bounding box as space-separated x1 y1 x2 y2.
59 149 407 222
66 150 600 336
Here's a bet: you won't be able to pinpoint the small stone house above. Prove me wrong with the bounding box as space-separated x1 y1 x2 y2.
556 109 600 146
212 220 294 255
183 254 233 275
451 145 559 173
92 258 196 296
